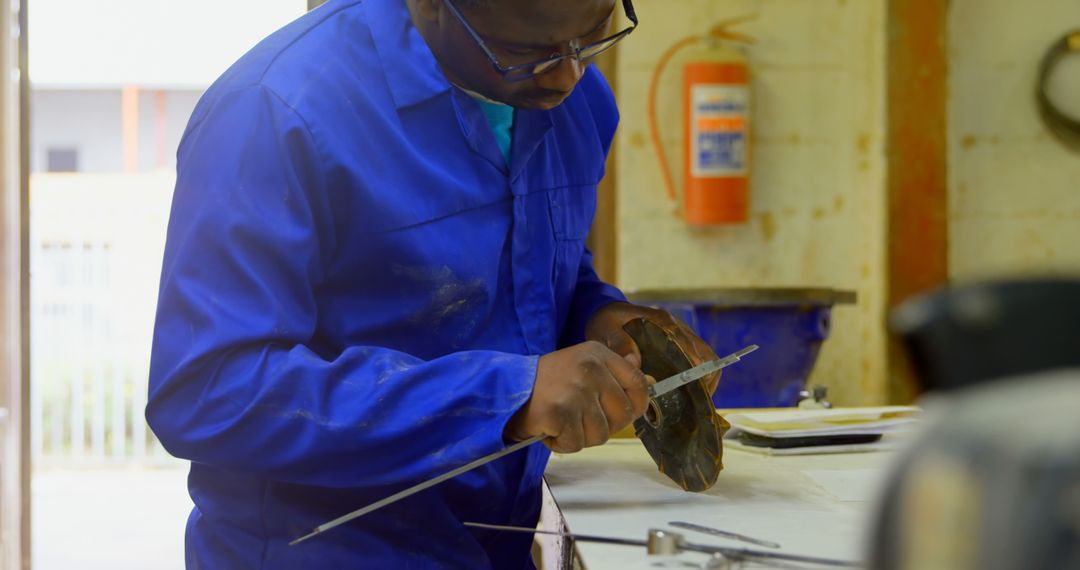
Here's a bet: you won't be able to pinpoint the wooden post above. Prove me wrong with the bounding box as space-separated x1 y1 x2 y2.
121 86 140 174
886 0 949 402
154 91 168 170
0 0 31 564
587 50 619 285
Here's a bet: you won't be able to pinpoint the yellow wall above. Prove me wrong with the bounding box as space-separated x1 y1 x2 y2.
949 0 1080 280
613 0 889 405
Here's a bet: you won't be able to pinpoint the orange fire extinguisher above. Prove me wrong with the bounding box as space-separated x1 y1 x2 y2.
648 19 754 225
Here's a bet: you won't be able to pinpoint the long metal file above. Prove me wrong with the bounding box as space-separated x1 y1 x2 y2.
291 345 758 546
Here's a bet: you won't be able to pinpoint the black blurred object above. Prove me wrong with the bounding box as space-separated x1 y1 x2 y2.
736 432 881 450
890 278 1080 392
868 372 1080 570
875 278 1080 570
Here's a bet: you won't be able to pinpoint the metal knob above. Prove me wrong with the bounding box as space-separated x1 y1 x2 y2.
798 384 833 409
647 529 687 555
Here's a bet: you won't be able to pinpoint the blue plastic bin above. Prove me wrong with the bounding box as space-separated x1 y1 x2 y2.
628 288 857 408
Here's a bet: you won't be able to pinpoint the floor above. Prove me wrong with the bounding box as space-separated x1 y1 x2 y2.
33 463 192 570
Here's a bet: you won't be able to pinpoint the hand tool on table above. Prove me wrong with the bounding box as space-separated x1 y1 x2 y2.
290 345 759 546
463 522 860 568
669 521 781 549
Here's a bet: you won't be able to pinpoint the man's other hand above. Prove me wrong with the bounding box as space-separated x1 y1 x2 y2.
505 342 653 453
584 302 721 393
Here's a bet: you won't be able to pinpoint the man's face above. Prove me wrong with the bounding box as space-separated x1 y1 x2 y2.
413 0 619 110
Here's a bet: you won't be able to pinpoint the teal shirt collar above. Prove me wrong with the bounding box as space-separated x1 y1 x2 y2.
474 99 515 166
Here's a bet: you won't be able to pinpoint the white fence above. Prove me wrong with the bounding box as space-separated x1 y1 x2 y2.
29 173 175 465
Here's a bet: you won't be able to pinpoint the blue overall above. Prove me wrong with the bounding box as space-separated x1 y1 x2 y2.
146 0 625 567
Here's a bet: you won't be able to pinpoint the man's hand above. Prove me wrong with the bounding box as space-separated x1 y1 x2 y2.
584 302 721 393
505 342 653 453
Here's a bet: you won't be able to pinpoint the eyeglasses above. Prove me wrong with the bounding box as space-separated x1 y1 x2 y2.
443 0 638 83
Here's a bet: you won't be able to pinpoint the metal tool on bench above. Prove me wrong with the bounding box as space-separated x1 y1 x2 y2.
464 522 860 568
290 345 758 546
669 521 781 549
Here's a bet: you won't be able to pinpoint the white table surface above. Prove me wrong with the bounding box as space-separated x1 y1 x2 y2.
544 439 898 569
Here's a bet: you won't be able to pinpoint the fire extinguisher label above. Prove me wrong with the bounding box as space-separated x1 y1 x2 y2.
690 84 749 177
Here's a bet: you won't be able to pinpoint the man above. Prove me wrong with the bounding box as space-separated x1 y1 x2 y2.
147 0 718 567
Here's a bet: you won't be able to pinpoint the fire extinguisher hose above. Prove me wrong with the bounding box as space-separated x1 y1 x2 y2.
648 35 702 204
647 19 757 209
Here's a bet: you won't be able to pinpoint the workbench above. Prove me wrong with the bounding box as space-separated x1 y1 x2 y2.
541 439 897 569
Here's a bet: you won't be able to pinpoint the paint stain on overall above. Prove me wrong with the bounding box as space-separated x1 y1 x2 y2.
376 353 415 385
392 264 488 342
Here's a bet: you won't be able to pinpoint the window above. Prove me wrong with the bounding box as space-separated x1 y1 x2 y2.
45 147 78 172
30 2 309 568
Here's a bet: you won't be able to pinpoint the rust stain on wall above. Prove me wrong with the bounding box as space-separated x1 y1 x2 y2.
856 133 872 153
758 211 777 242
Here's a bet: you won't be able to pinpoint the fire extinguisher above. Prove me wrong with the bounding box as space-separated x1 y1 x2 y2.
648 18 754 225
